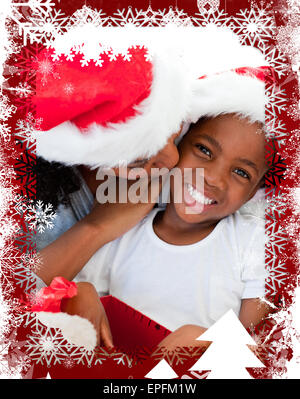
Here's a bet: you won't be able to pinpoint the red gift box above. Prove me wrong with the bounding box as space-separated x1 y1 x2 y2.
100 295 171 353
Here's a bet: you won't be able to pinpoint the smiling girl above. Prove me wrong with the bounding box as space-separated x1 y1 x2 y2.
34 32 273 349
64 61 272 349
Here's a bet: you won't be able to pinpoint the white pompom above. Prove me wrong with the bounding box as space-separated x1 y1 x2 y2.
36 312 97 351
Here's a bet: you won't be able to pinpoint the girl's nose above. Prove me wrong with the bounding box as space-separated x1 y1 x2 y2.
204 162 227 191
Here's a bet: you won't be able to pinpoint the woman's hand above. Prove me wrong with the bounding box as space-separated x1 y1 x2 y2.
157 324 210 352
37 176 165 285
84 175 164 242
61 282 113 348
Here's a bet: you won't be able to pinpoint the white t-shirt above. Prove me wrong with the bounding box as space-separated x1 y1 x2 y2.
74 208 267 331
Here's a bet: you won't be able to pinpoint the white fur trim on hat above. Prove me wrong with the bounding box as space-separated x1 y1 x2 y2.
34 47 191 169
184 28 269 125
188 71 267 125
36 311 97 351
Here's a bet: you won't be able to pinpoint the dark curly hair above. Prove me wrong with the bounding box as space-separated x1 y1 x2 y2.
36 156 82 211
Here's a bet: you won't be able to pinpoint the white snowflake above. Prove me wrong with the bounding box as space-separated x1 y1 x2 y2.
10 194 30 217
258 43 289 79
63 82 74 96
265 257 289 296
33 51 61 85
121 49 133 62
65 346 97 367
24 323 72 367
0 166 16 187
111 351 134 367
192 8 229 27
0 123 11 142
25 200 57 233
15 221 36 253
266 193 288 220
0 329 32 378
21 251 42 273
18 8 67 46
284 215 300 241
8 82 33 98
15 311 41 330
0 217 19 246
266 85 287 119
94 347 114 366
62 355 76 369
197 0 220 14
11 0 55 17
181 370 211 379
14 264 37 293
0 243 22 276
0 245 19 296
265 118 289 147
0 95 17 121
67 5 107 28
14 113 41 151
109 6 191 28
230 6 276 46
79 56 90 67
265 222 288 255
286 101 300 122
111 7 151 27
160 7 193 27
140 5 163 26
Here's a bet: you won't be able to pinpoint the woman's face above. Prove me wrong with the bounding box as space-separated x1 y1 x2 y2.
114 131 181 179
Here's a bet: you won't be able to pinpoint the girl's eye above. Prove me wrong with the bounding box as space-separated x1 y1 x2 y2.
234 168 250 180
196 144 211 157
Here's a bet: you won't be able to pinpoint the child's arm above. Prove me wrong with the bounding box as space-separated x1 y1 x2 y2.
157 298 270 351
61 281 113 348
157 325 210 352
37 178 162 286
238 297 270 329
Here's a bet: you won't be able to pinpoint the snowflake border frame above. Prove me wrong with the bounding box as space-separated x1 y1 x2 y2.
0 0 299 379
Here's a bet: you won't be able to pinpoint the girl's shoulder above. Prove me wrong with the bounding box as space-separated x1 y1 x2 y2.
223 211 265 254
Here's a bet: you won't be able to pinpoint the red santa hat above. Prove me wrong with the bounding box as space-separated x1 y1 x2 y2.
33 29 190 169
184 31 271 125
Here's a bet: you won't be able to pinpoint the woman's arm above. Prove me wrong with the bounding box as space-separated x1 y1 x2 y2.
37 178 162 285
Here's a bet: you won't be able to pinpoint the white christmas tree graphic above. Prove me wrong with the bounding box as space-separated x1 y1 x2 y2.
145 359 178 379
189 309 265 379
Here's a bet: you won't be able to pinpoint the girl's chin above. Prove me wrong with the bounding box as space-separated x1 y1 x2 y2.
174 204 206 224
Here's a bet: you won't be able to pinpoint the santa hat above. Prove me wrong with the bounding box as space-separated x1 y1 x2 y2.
33 26 191 169
184 30 271 125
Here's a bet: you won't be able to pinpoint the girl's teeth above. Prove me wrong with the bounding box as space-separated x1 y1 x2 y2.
187 184 215 205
